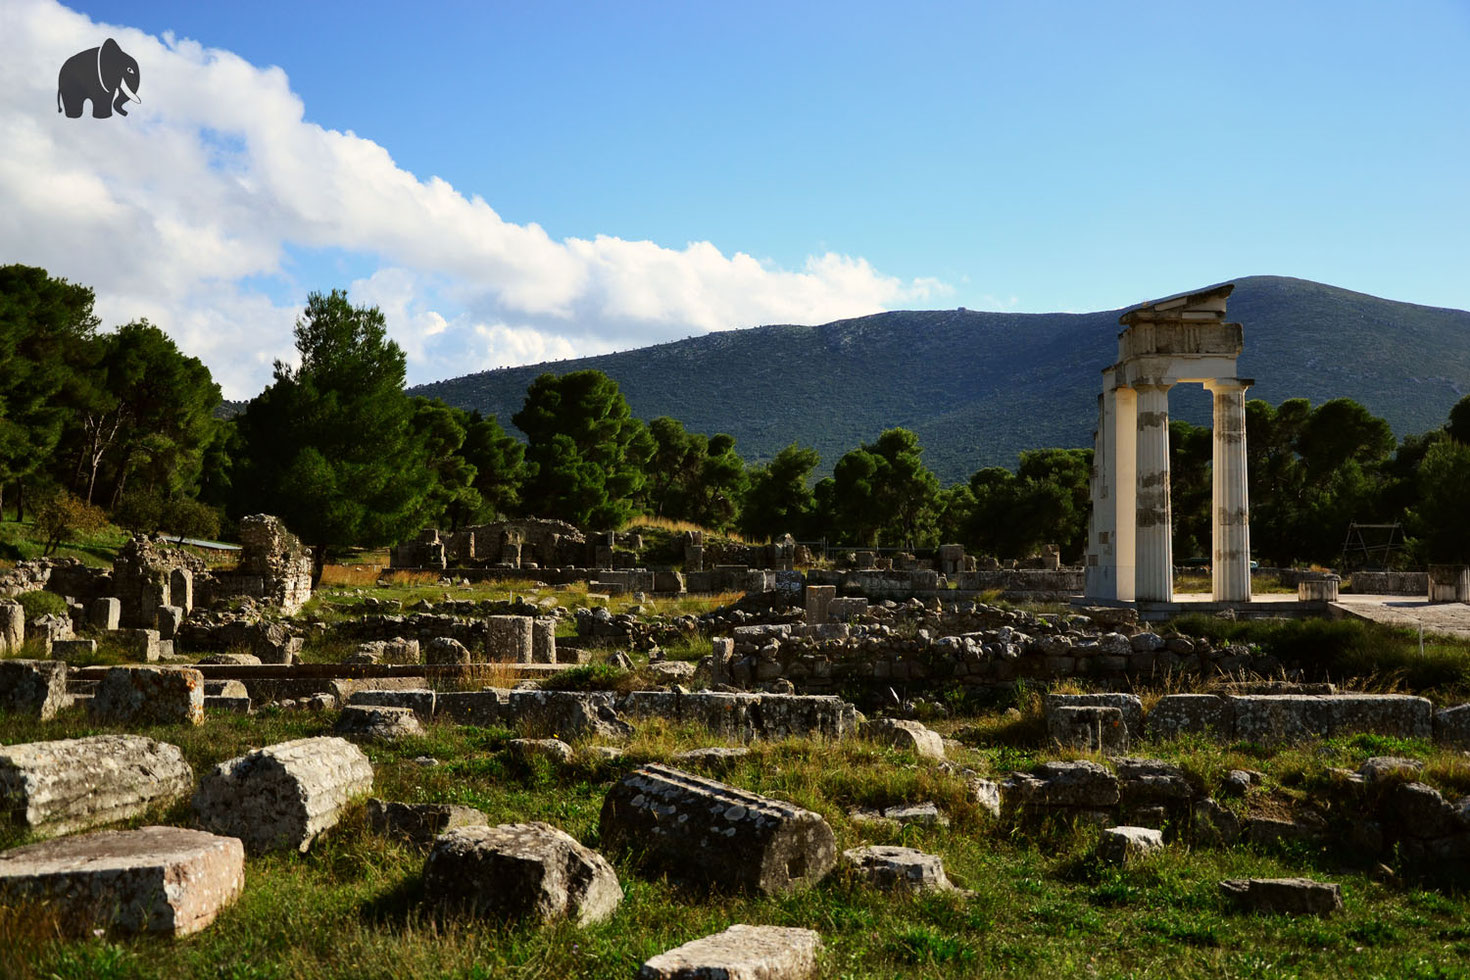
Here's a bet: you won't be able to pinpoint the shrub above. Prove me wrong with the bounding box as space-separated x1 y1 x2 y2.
15 590 67 620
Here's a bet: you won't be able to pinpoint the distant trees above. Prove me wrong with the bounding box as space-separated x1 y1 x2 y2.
6 263 1470 572
513 370 653 529
235 290 433 576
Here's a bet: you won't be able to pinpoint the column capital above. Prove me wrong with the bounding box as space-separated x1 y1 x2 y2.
1203 377 1254 395
1131 377 1175 392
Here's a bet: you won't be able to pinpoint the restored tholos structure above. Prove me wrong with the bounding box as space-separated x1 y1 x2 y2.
1085 283 1252 603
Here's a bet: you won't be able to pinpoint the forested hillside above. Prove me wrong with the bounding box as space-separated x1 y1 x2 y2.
412 276 1470 481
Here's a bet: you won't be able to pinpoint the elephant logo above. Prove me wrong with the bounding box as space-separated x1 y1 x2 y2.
57 38 141 118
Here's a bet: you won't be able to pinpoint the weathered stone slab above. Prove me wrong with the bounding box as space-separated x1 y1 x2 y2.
205 695 252 714
600 764 836 895
350 688 437 720
861 718 944 759
194 736 373 853
0 659 68 720
89 666 204 726
0 826 243 936
842 845 952 894
504 689 633 740
154 605 184 642
672 746 750 770
122 627 163 662
849 802 949 829
639 924 823 980
485 615 533 663
366 798 487 845
0 734 193 836
1047 705 1128 754
1146 694 1232 740
1003 760 1120 808
335 704 424 742
1220 877 1342 915
1229 695 1432 744
422 822 621 925
1115 757 1195 804
1097 825 1164 865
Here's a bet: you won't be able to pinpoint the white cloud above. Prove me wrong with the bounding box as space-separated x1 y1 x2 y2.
0 1 947 399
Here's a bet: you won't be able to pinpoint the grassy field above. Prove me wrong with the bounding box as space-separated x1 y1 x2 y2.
2 697 1469 979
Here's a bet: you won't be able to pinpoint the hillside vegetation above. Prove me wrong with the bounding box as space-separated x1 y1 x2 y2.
410 276 1470 482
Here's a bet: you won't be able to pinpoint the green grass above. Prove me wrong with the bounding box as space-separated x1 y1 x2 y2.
2 702 1470 979
0 517 130 567
1169 614 1470 700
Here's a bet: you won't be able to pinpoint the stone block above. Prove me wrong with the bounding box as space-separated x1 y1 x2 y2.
531 618 557 664
367 798 487 845
1097 825 1164 865
1115 757 1194 805
1229 694 1432 744
0 826 243 937
505 689 634 740
350 688 436 720
1047 705 1128 754
381 636 421 664
435 689 508 725
154 605 184 640
1003 760 1120 808
120 627 162 662
425 636 471 666
486 615 534 662
205 696 252 714
422 822 622 926
89 666 204 726
842 845 952 894
827 597 868 621
804 585 836 626
1147 694 1232 740
0 659 68 720
90 597 122 631
0 734 193 836
1434 703 1470 748
1219 877 1342 915
50 638 97 661
508 737 574 764
0 600 24 652
860 718 944 759
335 704 424 742
639 924 822 980
1044 693 1143 740
194 736 373 853
169 568 194 613
600 764 836 895
672 746 751 770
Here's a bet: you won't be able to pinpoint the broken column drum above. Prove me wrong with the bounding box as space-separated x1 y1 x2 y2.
599 763 836 895
1085 283 1252 603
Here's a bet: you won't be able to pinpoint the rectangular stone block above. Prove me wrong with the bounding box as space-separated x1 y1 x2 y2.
435 689 509 726
120 627 162 662
485 615 533 663
89 666 204 726
1229 694 1433 744
1147 694 1232 740
531 617 557 664
0 826 243 936
804 585 836 625
350 687 437 721
827 597 869 621
1045 692 1144 740
1435 703 1470 748
205 695 253 714
640 924 822 980
169 568 194 614
0 734 194 836
1047 705 1128 753
0 600 23 652
154 605 184 640
90 597 122 631
49 638 97 661
0 659 68 720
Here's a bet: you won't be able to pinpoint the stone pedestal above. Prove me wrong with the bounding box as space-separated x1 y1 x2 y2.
1428 565 1470 603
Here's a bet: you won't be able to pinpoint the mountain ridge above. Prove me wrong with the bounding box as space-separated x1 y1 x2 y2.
408 276 1470 484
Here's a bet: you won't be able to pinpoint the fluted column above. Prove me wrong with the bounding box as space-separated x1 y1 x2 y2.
1134 382 1173 601
1207 379 1252 601
1112 385 1137 601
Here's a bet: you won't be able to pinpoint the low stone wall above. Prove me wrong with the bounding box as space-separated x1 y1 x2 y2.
1349 571 1428 595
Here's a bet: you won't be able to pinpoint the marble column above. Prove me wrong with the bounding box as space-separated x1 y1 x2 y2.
1207 379 1252 601
1134 382 1173 602
1112 385 1138 601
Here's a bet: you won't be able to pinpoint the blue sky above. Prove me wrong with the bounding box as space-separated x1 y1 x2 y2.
2 1 1467 397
